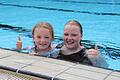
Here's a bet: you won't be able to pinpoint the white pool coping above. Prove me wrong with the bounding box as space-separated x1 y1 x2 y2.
0 48 120 80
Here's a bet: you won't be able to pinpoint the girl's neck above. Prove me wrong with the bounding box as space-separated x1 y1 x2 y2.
61 45 84 55
36 47 51 53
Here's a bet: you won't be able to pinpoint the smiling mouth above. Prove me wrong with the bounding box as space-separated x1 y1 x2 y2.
39 43 47 46
66 40 74 45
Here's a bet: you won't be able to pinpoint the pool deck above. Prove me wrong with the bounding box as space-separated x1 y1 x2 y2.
0 48 120 80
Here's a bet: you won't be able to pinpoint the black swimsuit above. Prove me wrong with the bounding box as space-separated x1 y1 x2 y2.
56 43 92 65
57 48 92 65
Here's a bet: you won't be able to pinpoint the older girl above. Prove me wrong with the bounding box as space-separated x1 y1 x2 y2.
57 20 99 65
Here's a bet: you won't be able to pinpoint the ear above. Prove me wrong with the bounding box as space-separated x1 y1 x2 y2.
80 35 82 39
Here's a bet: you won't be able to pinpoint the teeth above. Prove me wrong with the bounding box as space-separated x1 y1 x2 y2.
40 43 46 46
66 41 74 44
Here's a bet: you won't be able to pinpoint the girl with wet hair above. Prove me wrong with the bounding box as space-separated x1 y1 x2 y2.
56 20 99 65
29 21 59 58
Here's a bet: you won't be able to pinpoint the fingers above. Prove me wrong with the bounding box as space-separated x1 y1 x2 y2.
29 53 34 56
87 49 98 55
86 46 99 57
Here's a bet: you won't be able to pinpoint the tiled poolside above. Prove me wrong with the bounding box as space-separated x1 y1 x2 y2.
0 48 120 80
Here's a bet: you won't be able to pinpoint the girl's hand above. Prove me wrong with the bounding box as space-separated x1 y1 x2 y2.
86 45 99 58
29 52 40 56
29 52 37 56
16 35 22 50
29 53 35 56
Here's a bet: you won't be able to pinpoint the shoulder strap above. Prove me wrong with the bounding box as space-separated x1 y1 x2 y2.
55 42 64 49
80 48 87 56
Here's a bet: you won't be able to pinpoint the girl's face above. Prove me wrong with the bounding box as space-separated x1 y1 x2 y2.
33 27 52 51
63 24 82 50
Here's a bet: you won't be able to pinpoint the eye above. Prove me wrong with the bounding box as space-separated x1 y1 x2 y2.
71 34 77 37
37 36 41 38
64 33 68 36
45 36 49 39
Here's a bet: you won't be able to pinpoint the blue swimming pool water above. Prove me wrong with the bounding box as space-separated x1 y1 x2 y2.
0 0 120 71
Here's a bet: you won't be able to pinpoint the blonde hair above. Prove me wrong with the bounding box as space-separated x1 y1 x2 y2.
32 22 54 39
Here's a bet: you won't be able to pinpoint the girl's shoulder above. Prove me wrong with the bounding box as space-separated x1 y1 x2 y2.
49 47 60 58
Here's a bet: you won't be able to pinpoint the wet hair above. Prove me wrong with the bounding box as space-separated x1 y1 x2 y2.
32 21 54 39
64 20 83 36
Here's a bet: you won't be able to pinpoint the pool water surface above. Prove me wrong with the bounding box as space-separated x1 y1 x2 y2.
0 0 120 71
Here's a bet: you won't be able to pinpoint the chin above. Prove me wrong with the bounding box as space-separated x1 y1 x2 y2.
38 47 46 50
66 46 74 50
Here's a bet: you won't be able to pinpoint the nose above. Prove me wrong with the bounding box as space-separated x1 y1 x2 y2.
67 35 72 40
40 38 45 42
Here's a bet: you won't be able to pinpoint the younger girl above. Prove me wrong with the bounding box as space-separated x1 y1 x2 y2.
29 21 59 58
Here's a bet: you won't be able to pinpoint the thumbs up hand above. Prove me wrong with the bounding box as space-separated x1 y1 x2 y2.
16 35 22 50
86 45 99 58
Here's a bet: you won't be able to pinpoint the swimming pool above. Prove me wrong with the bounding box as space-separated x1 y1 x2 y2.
0 0 120 71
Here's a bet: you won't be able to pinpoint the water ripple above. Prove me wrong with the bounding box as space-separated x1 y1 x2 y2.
0 24 30 33
0 3 120 16
46 0 120 5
